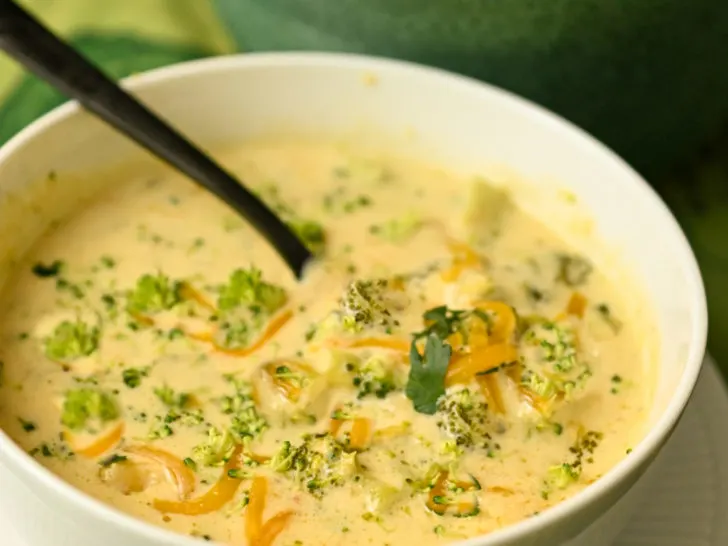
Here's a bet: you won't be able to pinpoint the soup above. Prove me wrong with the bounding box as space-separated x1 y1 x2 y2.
0 141 652 545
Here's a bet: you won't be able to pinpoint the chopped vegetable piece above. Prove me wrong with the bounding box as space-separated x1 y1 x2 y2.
339 279 402 333
218 267 286 314
126 444 196 499
270 434 359 497
127 273 181 315
288 219 326 255
66 421 125 459
446 344 517 386
371 211 422 243
436 388 491 450
219 376 268 442
245 476 268 544
556 254 592 287
349 418 372 450
191 427 236 467
43 319 100 363
61 388 119 431
153 445 243 515
256 511 294 546
566 292 587 318
32 260 64 278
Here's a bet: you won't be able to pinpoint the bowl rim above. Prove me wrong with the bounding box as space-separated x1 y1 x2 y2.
0 51 708 545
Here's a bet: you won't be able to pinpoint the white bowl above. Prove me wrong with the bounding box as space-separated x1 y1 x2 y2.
0 53 707 546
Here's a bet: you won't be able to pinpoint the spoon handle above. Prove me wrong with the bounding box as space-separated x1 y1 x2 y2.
0 0 311 278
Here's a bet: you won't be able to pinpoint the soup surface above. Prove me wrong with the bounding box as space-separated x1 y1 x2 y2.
0 141 652 545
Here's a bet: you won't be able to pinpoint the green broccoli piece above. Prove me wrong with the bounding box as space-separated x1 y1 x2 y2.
521 321 592 401
351 356 401 400
220 376 268 441
61 388 119 431
214 268 287 350
191 427 237 467
371 211 422 243
340 279 400 333
126 273 181 315
435 388 491 452
154 385 191 409
43 320 100 363
217 267 286 315
270 433 359 497
546 463 581 490
288 219 326 255
216 320 254 351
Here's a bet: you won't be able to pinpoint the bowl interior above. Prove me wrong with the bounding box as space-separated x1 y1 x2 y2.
0 53 706 544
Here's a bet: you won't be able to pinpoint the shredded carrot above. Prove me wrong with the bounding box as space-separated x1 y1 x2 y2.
347 337 410 352
446 343 518 386
441 241 481 282
349 418 372 450
476 373 506 414
66 421 124 459
186 329 214 342
487 486 514 496
566 292 587 319
179 281 216 312
255 511 293 546
262 359 315 402
129 311 154 327
426 471 479 517
126 445 196 500
246 476 268 544
153 446 243 514
473 301 517 343
213 309 293 357
426 471 449 515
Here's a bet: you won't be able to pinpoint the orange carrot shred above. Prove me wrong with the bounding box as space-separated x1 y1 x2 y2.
473 301 517 344
445 343 518 386
153 445 242 514
347 337 410 352
255 510 293 546
179 282 216 312
67 421 124 459
349 418 372 450
477 373 506 414
566 292 587 318
214 309 293 357
246 476 268 544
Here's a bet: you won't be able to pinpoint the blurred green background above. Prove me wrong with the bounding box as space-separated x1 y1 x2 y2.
1 0 726 373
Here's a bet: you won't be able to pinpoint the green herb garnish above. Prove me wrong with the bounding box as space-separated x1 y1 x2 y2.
406 334 451 415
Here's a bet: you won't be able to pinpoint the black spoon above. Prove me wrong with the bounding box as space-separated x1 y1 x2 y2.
0 0 312 279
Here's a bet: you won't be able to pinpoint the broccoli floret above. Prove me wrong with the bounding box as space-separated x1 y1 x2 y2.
521 321 592 401
43 319 100 363
435 388 491 452
288 219 326 255
61 388 119 431
154 385 191 409
351 356 400 400
217 267 286 315
220 376 268 441
270 434 359 497
215 268 287 350
126 273 181 315
191 427 236 467
340 279 401 333
371 211 422 243
545 463 581 493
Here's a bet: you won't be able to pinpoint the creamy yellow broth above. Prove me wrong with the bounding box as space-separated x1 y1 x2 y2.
0 141 652 545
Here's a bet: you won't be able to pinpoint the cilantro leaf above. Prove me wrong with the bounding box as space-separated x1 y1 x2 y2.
406 334 452 415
